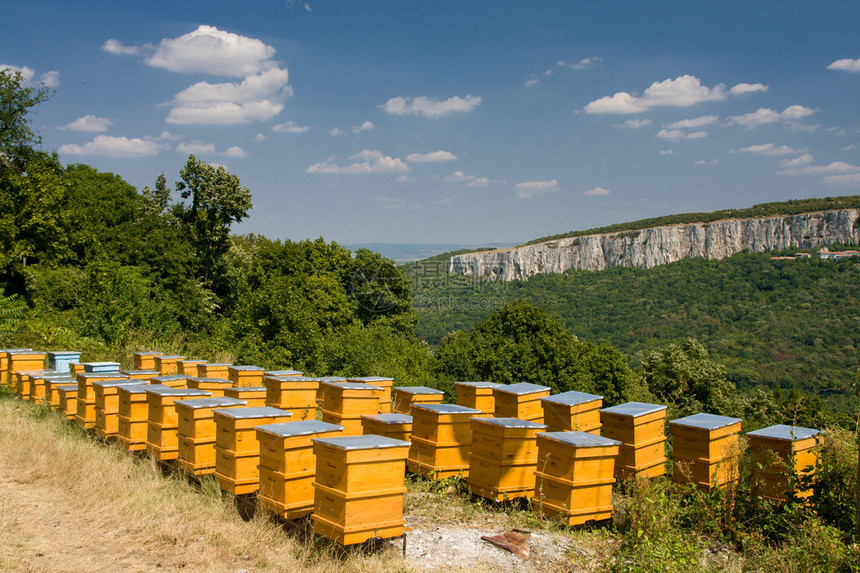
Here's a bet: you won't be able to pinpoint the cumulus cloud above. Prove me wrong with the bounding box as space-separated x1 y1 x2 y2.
306 149 409 174
583 187 611 196
822 173 860 186
585 75 727 114
406 150 458 162
557 57 601 71
737 143 807 156
728 105 816 128
330 121 374 136
101 39 139 55
778 153 814 167
615 119 652 129
381 95 481 118
39 70 60 88
659 149 674 155
1 64 35 82
255 133 266 141
695 159 719 165
665 115 719 129
60 115 112 132
0 64 59 87
515 179 559 199
273 120 309 133
224 146 248 158
443 171 499 187
729 83 768 95
58 135 164 158
827 58 860 73
656 129 707 141
777 161 860 176
175 140 248 158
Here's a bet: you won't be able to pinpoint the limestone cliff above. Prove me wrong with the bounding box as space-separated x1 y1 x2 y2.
448 209 860 281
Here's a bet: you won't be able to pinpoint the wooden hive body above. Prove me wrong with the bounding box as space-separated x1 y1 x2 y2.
76 373 128 429
320 382 383 436
541 391 604 434
145 386 211 461
223 386 267 407
178 359 206 376
747 425 819 501
22 370 62 404
361 413 413 443
197 363 230 379
228 365 265 388
133 352 162 371
120 370 159 381
349 377 394 413
533 432 621 525
0 349 33 386
493 383 551 423
408 404 481 479
187 377 234 397
175 397 246 476
7 352 46 386
44 375 76 408
257 420 344 519
315 377 347 403
600 402 668 479
56 384 80 420
469 417 548 501
669 413 742 490
116 384 151 451
264 375 320 420
93 380 151 440
391 386 444 415
213 407 293 494
150 374 188 389
455 381 500 416
154 355 184 376
311 435 410 545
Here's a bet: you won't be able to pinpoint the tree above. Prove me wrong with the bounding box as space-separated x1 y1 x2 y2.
0 67 52 167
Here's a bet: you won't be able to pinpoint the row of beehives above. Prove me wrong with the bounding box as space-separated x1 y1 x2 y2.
2 349 820 545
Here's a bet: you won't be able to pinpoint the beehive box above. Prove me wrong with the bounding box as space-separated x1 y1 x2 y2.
47 351 80 373
265 369 303 377
133 351 162 371
154 355 184 375
469 417 548 501
600 402 668 479
349 377 394 413
320 382 384 436
187 377 234 397
145 386 212 461
18 370 61 403
316 376 347 402
28 370 65 404
361 413 413 442
175 396 246 476
213 407 293 495
69 363 85 375
93 379 151 440
257 420 344 520
116 384 152 451
150 374 188 389
76 372 129 429
746 425 819 501
493 383 551 423
223 386 268 407
264 375 319 420
408 404 481 479
311 435 410 545
179 359 206 376
6 351 46 387
669 413 742 490
56 383 80 421
533 431 621 525
541 391 603 433
44 375 76 408
392 386 444 415
120 370 160 381
197 363 230 379
0 348 33 387
455 381 501 416
83 362 121 373
228 365 265 388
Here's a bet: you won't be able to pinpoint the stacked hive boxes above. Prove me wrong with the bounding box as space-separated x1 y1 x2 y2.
228 365 265 388
22 370 63 404
133 351 162 371
349 377 393 413
392 386 444 415
47 351 81 374
542 391 603 434
264 376 319 420
469 417 547 501
361 413 413 442
44 374 76 408
145 386 212 461
179 359 206 375
154 355 184 375
213 407 292 495
76 372 128 429
0 348 33 386
533 432 622 525
316 377 347 404
6 351 46 388
670 413 742 490
408 404 481 479
197 363 230 379
93 379 149 440
224 386 267 407
311 435 410 545
320 382 383 436
455 381 500 416
493 383 551 423
150 374 188 389
257 420 343 520
175 396 246 476
116 384 151 451
187 377 234 397
56 383 80 420
600 402 667 479
746 425 819 501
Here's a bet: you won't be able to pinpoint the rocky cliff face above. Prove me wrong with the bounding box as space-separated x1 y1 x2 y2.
449 209 860 281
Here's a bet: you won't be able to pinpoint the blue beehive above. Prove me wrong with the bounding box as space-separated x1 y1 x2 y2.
48 351 81 373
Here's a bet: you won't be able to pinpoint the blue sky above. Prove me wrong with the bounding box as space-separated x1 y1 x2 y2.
2 1 859 245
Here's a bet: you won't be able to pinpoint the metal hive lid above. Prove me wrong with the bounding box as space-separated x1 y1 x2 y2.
151 375 187 382
669 413 741 430
212 406 292 419
144 385 210 396
538 431 622 448
746 424 819 441
173 397 246 409
312 435 410 450
91 379 150 388
255 420 343 437
493 382 550 395
348 376 393 382
229 365 264 371
600 402 667 417
542 390 603 406
411 403 481 414
472 417 548 429
265 369 303 376
394 386 444 395
361 413 413 424
455 381 500 389
188 377 233 385
120 370 159 376
322 382 382 391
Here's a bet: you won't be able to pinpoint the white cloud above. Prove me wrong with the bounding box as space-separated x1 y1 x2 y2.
406 151 458 162
822 173 860 186
659 149 674 155
443 171 499 187
157 131 182 141
778 153 814 167
433 197 453 205
737 143 807 156
101 39 139 56
827 58 860 73
615 119 652 129
515 179 559 199
525 77 540 87
556 57 601 71
255 133 266 142
58 135 163 158
665 115 719 129
656 129 707 141
224 146 247 158
177 140 216 154
585 75 727 115
330 120 374 136
694 159 719 165
306 150 410 174
728 105 816 128
60 115 112 132
1 64 34 82
273 120 309 133
0 64 58 87
729 83 768 95
583 187 611 196
777 161 860 176
381 95 481 118
145 25 276 77
39 71 60 88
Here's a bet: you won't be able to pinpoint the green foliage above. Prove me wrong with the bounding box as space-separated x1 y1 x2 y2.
0 291 25 342
0 67 52 165
806 428 858 537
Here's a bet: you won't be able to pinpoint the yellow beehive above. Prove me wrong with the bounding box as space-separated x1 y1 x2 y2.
93 379 151 440
493 383 551 423
150 374 188 389
533 431 622 525
116 384 152 451
469 417 548 501
133 351 162 371
154 355 184 376
179 359 206 375
223 386 268 407
228 365 265 388
320 382 384 435
264 375 319 420
670 413 742 490
747 425 819 501
196 363 230 379
392 386 444 415
542 391 603 434
600 402 668 479
6 351 46 388
44 375 77 408
69 363 85 375
187 377 234 397
120 369 160 381
264 369 303 378
348 376 394 413
213 407 293 495
316 376 347 402
361 413 413 442
76 372 128 429
175 396 247 476
25 370 65 404
311 435 410 545
145 386 211 461
408 403 481 479
56 383 80 421
455 381 501 416
257 420 344 520
0 348 33 387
